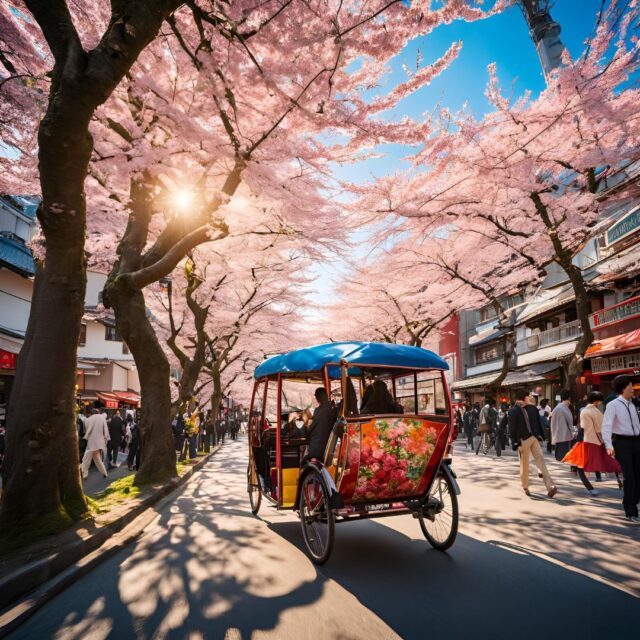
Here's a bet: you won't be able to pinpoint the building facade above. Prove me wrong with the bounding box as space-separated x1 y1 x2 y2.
0 196 140 421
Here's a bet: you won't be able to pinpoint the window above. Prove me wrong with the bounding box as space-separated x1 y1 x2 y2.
416 371 448 415
79 323 87 346
479 306 498 323
250 381 266 431
475 341 504 364
264 379 279 426
104 325 122 342
394 374 416 413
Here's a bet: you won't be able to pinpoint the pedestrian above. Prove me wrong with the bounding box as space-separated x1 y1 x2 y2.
538 399 552 454
81 408 110 479
463 404 477 449
602 374 640 524
0 420 5 475
126 414 139 470
217 415 226 444
508 389 557 498
106 410 125 469
562 391 621 496
172 412 185 461
77 409 87 459
550 390 575 462
476 398 497 455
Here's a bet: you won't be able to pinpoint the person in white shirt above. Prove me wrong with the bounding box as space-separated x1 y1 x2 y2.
81 408 110 479
602 375 640 524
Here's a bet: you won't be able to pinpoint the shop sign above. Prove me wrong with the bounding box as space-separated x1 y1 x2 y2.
606 207 640 246
0 349 17 370
592 352 640 374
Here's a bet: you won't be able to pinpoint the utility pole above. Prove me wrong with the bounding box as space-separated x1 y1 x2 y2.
518 0 565 79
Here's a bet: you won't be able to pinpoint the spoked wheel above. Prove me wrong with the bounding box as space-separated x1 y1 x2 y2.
247 462 262 515
418 470 459 551
298 470 335 564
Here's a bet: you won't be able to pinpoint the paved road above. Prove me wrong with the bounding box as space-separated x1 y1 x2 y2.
12 438 640 640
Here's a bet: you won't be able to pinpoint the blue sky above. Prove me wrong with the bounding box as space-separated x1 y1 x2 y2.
340 0 606 184
307 0 607 310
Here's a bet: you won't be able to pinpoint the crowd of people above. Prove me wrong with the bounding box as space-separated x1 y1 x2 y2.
171 406 246 462
77 407 139 479
455 374 640 524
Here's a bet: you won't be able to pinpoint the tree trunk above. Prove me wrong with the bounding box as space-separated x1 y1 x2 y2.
105 279 176 484
563 264 594 391
0 97 92 533
210 365 224 425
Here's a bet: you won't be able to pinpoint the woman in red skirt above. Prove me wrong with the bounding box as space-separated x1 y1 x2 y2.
563 391 622 496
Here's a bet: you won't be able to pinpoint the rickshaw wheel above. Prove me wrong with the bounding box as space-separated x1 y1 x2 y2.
418 471 458 551
298 470 335 564
247 463 262 515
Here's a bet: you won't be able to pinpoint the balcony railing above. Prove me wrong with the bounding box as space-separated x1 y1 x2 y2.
516 319 582 354
589 295 640 329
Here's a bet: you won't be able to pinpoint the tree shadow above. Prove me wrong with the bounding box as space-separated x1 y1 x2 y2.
269 517 640 640
12 441 329 640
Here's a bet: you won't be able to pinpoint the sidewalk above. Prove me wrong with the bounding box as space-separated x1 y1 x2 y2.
0 445 220 628
82 450 133 496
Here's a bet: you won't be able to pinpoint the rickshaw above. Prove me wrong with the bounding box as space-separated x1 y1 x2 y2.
247 342 460 564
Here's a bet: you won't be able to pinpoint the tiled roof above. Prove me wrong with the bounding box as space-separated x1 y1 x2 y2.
0 234 35 276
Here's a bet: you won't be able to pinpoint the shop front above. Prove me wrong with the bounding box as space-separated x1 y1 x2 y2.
587 328 640 396
0 348 17 424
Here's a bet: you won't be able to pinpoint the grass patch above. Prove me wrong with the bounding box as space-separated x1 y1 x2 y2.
87 473 141 515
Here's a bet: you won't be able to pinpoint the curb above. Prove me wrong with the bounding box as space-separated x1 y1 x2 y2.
0 446 220 637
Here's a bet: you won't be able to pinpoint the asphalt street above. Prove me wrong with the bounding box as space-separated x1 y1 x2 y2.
11 437 640 640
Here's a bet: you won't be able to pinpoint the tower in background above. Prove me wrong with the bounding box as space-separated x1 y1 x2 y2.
518 0 565 79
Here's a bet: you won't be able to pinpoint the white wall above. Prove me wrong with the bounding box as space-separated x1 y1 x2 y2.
86 271 107 307
0 269 32 336
78 320 133 361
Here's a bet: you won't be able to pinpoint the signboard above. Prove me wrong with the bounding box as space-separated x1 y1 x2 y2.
606 207 640 246
0 349 17 370
592 352 640 375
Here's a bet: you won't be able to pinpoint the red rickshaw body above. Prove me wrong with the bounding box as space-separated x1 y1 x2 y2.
248 343 454 512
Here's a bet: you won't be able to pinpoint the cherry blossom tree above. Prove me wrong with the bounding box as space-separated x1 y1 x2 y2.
0 0 182 533
0 0 508 530
360 1 640 386
317 250 460 346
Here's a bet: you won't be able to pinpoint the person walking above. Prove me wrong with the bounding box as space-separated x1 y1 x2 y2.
476 398 497 455
538 399 552 454
562 391 621 496
602 375 640 524
551 390 575 462
107 410 125 469
508 389 557 498
81 408 110 479
126 414 139 470
463 404 477 449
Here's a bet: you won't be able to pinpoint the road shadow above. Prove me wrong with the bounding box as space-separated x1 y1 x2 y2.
12 440 329 640
269 517 640 640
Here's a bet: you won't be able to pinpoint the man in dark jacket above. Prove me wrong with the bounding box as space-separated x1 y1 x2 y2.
508 389 557 498
307 387 337 461
107 411 125 468
463 405 477 449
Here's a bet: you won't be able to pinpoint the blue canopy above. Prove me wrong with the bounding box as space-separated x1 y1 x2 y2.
254 342 448 379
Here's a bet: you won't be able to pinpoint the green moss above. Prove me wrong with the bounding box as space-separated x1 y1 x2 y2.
0 506 74 552
88 473 141 514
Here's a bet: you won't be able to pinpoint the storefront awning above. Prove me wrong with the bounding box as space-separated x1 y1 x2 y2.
586 329 640 357
450 372 503 391
450 362 560 392
516 341 578 368
468 327 507 347
113 391 141 407
97 392 120 408
517 282 576 324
